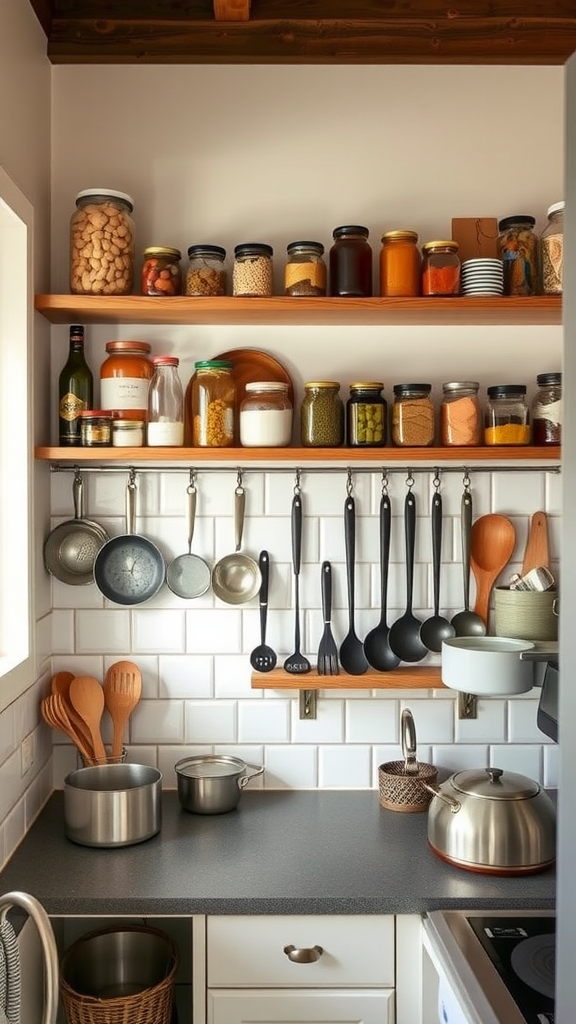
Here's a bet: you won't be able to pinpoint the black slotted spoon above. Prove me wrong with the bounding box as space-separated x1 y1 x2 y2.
250 550 277 672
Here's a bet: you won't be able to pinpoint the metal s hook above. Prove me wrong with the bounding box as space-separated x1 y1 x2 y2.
433 468 441 493
129 466 137 487
346 468 353 496
405 470 415 491
236 468 243 494
462 469 471 493
188 467 197 494
293 468 301 495
381 469 389 496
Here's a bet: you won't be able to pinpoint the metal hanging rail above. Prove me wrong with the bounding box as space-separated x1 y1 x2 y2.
49 463 562 475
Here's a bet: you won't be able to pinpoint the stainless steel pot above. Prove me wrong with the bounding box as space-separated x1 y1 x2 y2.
64 763 162 847
425 767 556 875
175 755 264 814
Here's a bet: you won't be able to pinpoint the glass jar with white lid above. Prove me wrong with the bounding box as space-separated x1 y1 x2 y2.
239 381 293 447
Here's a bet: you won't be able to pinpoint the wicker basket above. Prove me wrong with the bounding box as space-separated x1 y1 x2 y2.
60 924 179 1024
378 759 438 813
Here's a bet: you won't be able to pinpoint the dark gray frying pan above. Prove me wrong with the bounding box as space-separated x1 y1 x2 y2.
44 470 109 586
93 476 166 605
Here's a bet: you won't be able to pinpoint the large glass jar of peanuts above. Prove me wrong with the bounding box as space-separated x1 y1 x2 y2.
190 360 236 447
233 243 273 297
186 245 227 296
70 188 135 296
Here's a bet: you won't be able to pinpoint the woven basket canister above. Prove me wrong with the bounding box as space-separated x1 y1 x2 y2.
378 759 438 813
60 924 179 1024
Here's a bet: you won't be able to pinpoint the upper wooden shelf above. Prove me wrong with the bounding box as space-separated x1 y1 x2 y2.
251 667 444 690
35 294 562 328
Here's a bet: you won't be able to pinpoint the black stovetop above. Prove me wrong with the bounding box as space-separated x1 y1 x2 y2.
467 915 555 1024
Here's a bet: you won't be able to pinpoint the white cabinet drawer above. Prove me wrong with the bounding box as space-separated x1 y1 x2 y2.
209 989 395 1024
207 915 394 987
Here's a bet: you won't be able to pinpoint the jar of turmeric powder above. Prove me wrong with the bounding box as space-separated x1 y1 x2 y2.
379 230 421 296
421 241 460 296
392 384 435 446
485 385 530 446
441 382 481 446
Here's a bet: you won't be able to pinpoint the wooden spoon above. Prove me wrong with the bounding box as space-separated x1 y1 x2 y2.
41 694 95 765
470 514 516 631
103 660 142 759
69 675 107 762
522 511 550 575
50 670 74 697
50 671 95 752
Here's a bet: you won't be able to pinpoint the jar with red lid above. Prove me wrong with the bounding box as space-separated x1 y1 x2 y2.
421 241 460 296
100 340 153 420
141 246 182 296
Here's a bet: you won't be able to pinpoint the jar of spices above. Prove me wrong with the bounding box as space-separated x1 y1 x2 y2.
70 188 135 296
540 202 564 295
329 226 373 297
531 372 562 446
421 241 460 296
498 215 538 296
190 360 236 447
112 418 145 447
141 246 182 296
79 410 112 447
440 382 481 446
391 384 435 447
301 382 344 447
379 230 421 297
240 382 293 447
185 245 227 296
284 241 327 296
484 385 530 445
100 340 153 420
233 243 273 297
147 355 184 446
346 383 387 446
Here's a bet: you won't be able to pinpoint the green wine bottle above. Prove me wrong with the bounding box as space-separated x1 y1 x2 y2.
58 325 94 445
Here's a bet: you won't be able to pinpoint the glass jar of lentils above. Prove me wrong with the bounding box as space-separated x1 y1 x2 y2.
185 245 227 296
301 381 344 447
233 243 273 296
391 383 435 447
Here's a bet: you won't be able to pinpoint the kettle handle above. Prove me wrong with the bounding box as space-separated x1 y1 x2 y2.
422 781 461 813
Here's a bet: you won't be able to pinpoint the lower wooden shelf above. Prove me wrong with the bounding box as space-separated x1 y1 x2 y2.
251 667 444 689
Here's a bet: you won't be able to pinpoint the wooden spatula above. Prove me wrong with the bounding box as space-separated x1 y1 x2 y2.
103 661 142 759
522 511 550 575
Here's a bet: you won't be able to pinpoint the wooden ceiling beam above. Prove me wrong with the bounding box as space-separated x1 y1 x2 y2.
213 0 251 21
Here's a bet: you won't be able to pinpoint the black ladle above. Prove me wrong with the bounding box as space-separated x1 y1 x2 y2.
451 489 487 638
364 492 400 671
389 489 427 663
420 491 456 653
250 551 277 672
339 495 369 675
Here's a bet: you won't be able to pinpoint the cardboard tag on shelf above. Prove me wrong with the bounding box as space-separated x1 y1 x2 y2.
451 217 499 261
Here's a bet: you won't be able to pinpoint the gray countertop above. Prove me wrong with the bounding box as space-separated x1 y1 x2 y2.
0 791 556 916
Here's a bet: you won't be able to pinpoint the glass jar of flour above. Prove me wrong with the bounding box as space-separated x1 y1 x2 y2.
239 382 293 447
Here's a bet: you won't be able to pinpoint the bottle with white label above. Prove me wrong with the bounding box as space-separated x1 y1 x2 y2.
100 340 153 419
147 355 184 446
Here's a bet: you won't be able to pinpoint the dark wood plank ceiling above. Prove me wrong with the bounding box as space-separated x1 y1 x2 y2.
27 0 576 65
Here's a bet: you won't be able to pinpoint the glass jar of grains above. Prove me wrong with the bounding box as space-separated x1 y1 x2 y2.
190 360 236 447
531 372 562 446
379 230 421 296
240 382 293 447
141 246 182 296
100 340 153 420
70 188 135 296
284 241 327 296
346 383 387 446
301 382 344 447
421 241 460 296
498 215 539 296
185 245 227 296
391 384 435 447
540 202 564 295
440 381 481 446
484 384 530 445
233 243 273 297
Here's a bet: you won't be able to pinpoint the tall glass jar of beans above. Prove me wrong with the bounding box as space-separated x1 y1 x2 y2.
233 243 273 296
190 360 236 447
329 226 373 296
391 384 435 447
346 383 387 446
70 188 135 295
379 230 421 296
301 381 344 447
421 241 460 296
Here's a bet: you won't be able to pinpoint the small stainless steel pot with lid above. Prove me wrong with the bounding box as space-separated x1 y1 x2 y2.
425 767 556 875
175 755 264 814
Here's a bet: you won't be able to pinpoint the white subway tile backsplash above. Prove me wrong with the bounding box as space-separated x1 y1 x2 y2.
319 745 372 788
159 655 213 698
51 610 75 653
133 608 186 653
186 608 242 653
238 700 291 743
455 699 506 743
264 745 318 788
489 744 543 781
493 471 546 514
508 698 549 743
185 699 238 744
76 609 131 653
346 699 399 743
214 655 253 697
51 578 104 609
291 699 345 743
132 699 185 744
543 744 559 789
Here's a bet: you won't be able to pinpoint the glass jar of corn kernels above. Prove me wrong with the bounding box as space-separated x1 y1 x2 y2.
189 360 236 447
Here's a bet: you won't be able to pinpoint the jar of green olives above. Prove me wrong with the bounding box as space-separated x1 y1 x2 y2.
346 382 387 446
301 381 344 447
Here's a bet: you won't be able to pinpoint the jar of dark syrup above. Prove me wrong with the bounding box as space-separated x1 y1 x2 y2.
329 225 373 297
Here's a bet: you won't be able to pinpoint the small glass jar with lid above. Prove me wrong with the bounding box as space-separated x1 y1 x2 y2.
190 360 236 447
147 355 184 446
79 410 112 447
185 245 227 296
301 382 344 447
329 226 373 297
440 382 481 446
141 246 182 296
112 417 145 447
70 188 135 296
498 215 538 295
540 202 564 295
531 372 562 445
379 230 421 296
100 340 153 420
284 241 327 296
233 243 273 297
346 383 387 446
240 382 293 447
484 384 530 445
421 241 460 296
391 384 435 447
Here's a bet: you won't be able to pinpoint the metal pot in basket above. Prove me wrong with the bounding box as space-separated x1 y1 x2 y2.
175 754 264 814
378 708 437 813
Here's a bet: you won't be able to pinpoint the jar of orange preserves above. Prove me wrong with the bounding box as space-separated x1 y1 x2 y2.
100 340 153 419
379 230 421 296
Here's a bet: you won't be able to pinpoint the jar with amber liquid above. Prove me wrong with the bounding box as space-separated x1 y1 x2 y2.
100 340 153 421
379 230 421 296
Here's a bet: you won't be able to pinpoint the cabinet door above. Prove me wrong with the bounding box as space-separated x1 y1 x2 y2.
209 989 395 1024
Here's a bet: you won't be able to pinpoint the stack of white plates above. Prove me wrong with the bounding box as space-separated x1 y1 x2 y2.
460 258 504 296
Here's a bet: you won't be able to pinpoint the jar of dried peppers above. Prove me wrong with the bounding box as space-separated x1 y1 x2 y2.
421 241 460 296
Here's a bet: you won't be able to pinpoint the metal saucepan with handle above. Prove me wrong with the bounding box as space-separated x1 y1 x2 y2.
211 479 261 605
424 766 556 875
93 473 166 605
166 476 211 599
44 469 109 586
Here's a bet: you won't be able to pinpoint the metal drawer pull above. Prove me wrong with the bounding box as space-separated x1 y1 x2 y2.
283 943 323 963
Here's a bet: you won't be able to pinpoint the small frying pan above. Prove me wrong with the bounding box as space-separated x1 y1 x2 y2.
211 482 262 605
166 480 211 599
44 470 109 586
93 475 166 605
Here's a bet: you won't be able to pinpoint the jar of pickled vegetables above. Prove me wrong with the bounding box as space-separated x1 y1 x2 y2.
379 230 421 296
484 384 530 445
346 383 387 446
190 360 236 447
498 215 538 296
301 382 344 447
141 246 182 296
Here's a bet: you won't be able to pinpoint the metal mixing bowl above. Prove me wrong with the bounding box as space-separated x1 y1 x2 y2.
63 763 162 847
